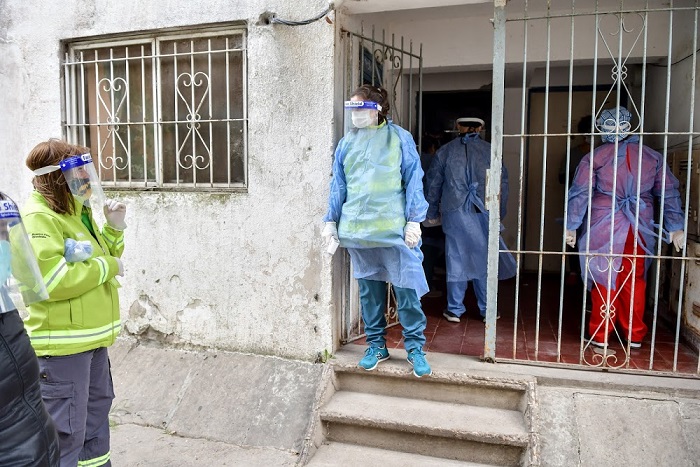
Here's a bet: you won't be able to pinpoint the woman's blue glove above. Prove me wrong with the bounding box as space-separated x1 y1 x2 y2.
64 238 93 263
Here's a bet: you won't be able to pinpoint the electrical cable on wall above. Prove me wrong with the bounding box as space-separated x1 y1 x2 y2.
269 2 335 26
650 47 700 67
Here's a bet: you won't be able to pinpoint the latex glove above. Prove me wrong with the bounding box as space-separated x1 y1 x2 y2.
670 230 685 252
565 229 576 248
104 199 127 230
404 221 421 248
115 258 124 277
424 218 440 226
64 238 93 262
321 222 339 242
322 222 340 255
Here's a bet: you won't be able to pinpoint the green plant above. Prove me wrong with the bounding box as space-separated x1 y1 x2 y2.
317 349 336 363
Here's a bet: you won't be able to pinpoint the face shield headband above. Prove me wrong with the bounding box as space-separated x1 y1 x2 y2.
344 100 383 130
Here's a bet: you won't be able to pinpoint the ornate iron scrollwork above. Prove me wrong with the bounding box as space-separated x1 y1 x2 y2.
176 71 211 171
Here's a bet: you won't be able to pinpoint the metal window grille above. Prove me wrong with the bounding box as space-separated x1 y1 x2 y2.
340 26 423 148
63 28 247 190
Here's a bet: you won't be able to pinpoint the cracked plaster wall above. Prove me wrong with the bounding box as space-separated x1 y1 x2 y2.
0 0 338 360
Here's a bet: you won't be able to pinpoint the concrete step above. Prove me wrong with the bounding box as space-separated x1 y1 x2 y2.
320 391 528 466
335 366 527 412
332 347 533 413
307 442 496 466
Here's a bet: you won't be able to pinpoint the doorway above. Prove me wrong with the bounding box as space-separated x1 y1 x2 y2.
422 90 492 145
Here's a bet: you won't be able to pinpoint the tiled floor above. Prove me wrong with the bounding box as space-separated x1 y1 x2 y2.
351 273 700 376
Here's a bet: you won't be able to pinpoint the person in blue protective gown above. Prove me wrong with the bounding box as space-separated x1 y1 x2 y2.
565 106 685 349
322 85 431 377
425 117 516 323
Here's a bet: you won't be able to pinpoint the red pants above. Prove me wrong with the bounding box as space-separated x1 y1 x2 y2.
589 228 648 344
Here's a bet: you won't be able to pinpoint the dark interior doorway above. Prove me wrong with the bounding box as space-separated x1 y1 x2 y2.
421 90 492 146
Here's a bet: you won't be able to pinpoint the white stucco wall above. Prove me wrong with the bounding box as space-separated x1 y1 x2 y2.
0 0 338 360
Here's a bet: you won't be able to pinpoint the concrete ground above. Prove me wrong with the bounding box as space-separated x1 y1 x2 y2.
111 424 298 466
107 338 700 466
108 337 327 466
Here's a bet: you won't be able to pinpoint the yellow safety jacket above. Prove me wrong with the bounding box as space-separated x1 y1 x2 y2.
22 192 123 356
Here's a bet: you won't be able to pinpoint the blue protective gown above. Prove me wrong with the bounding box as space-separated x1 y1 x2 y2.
425 134 516 283
324 121 429 297
566 136 685 290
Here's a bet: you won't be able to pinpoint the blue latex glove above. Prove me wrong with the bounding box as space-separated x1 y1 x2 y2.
64 238 93 263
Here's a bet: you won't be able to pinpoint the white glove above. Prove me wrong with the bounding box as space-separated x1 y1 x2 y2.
565 229 576 248
321 222 339 242
115 258 124 277
104 199 127 230
322 222 340 255
670 230 685 252
404 221 421 248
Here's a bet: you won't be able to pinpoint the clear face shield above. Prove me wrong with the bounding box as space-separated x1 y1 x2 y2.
0 194 49 312
344 100 382 135
33 153 107 212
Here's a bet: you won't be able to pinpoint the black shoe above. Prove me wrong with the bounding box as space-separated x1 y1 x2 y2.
442 311 460 323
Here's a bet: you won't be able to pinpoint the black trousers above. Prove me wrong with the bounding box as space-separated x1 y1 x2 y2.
0 310 60 467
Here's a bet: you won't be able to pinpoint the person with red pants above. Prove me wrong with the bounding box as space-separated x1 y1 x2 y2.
565 107 685 349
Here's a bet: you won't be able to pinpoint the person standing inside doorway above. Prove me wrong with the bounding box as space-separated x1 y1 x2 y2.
565 107 685 349
23 139 127 466
322 85 432 377
425 117 516 323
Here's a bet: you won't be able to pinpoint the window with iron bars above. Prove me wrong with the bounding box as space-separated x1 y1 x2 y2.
62 28 247 190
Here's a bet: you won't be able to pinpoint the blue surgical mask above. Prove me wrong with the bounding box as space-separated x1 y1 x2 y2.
461 133 480 144
0 240 10 286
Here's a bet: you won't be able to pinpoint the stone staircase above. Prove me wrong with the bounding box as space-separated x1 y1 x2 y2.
305 348 537 466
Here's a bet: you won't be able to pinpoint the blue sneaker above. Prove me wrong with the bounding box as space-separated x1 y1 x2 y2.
358 345 390 371
406 348 432 377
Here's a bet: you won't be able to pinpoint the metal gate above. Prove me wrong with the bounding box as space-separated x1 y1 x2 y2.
487 0 700 377
338 26 423 343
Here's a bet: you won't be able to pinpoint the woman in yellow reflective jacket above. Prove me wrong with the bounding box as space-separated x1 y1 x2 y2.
22 139 126 467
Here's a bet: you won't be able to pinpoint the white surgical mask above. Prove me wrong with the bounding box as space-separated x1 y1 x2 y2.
352 110 374 129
